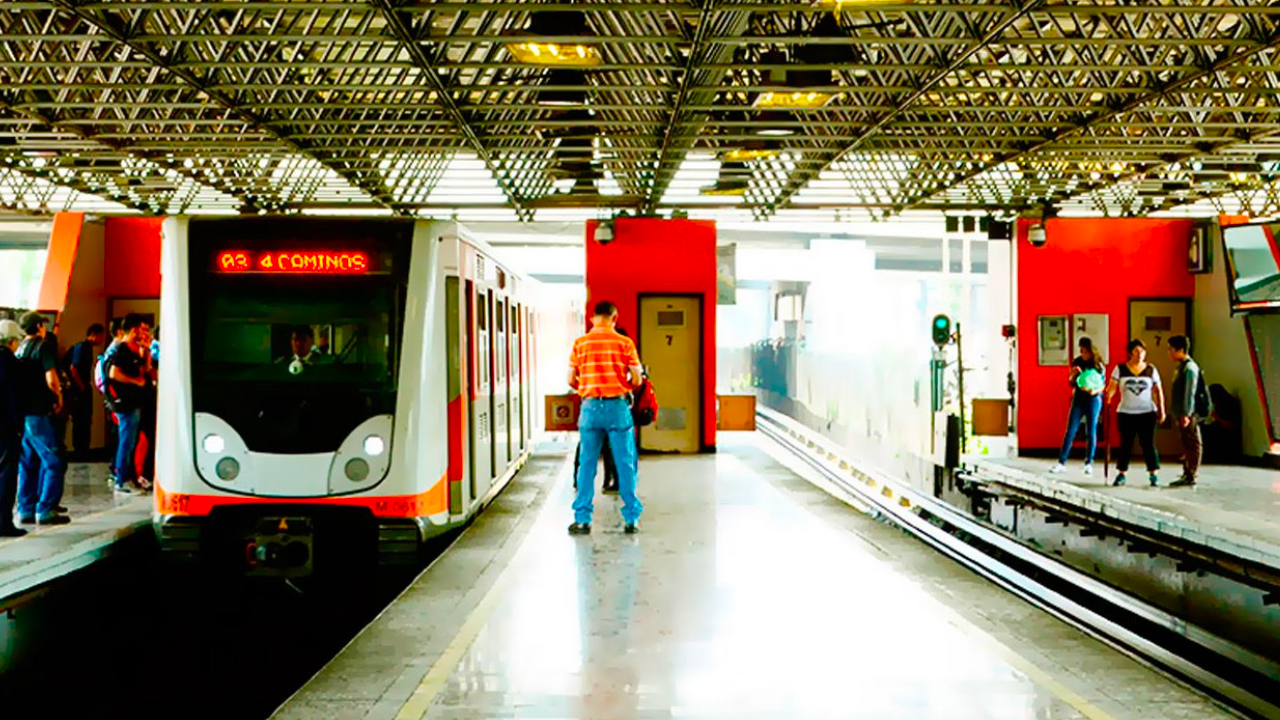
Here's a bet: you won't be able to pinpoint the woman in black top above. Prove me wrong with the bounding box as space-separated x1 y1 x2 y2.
1050 337 1105 476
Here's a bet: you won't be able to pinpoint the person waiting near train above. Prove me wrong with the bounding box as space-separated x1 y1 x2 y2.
0 320 27 537
14 312 70 525
566 301 643 535
1105 339 1165 487
105 314 151 495
64 323 105 459
573 326 632 495
1167 335 1208 488
1050 337 1105 476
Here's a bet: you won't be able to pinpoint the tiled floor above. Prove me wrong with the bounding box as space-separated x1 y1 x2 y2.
277 437 1237 720
0 461 151 599
3 461 127 539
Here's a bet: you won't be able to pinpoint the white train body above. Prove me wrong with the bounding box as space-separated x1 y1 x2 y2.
155 218 541 574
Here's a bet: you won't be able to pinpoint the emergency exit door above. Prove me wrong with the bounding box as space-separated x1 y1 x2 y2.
1129 299 1190 458
639 296 701 453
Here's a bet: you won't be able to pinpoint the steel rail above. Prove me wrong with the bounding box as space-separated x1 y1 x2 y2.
755 407 1280 720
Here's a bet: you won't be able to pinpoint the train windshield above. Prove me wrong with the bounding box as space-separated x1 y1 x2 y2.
188 220 411 454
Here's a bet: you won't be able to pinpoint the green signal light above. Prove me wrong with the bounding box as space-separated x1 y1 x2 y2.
931 314 951 347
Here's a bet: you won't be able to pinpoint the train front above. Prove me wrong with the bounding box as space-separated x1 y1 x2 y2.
155 217 446 577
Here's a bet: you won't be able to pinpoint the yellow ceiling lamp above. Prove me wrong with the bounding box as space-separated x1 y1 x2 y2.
720 147 778 162
505 42 601 68
504 11 602 68
753 90 837 110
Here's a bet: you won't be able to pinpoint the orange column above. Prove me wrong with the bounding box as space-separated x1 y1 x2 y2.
35 212 85 312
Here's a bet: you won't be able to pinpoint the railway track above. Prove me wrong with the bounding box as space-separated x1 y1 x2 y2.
755 407 1280 720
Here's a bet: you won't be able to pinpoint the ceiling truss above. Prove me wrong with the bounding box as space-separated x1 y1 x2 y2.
4 0 1280 220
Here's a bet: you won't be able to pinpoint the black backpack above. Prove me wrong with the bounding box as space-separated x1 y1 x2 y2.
1193 365 1213 419
15 338 55 416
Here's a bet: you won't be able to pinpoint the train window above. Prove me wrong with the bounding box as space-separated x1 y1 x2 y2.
512 306 519 334
478 297 487 331
187 224 410 454
497 301 505 332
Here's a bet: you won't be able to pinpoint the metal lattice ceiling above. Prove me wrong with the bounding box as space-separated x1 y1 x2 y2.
5 0 1280 222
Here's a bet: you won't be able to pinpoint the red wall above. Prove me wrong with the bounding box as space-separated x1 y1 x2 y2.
104 217 163 298
1017 217 1195 450
585 218 718 450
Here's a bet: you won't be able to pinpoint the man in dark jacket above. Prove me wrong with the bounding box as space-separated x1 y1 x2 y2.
0 320 28 537
1168 335 1206 488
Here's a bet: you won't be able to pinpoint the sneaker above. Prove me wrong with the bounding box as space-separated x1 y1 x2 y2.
16 515 36 525
1049 463 1066 474
1112 473 1127 487
624 523 638 535
35 514 70 525
603 484 619 494
567 522 591 536
1082 464 1094 476
1169 476 1197 488
114 484 142 496
1148 473 1159 487
55 505 68 514
0 526 27 538
136 478 153 491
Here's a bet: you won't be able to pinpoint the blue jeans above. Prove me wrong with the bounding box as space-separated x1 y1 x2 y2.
114 409 141 486
1058 394 1102 465
17 416 66 520
574 397 641 525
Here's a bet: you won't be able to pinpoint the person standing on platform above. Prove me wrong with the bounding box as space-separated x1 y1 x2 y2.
105 314 150 495
0 320 27 537
65 323 104 459
14 312 70 526
567 301 643 535
573 326 632 495
98 318 125 484
1050 337 1105 476
1168 335 1208 488
1105 339 1165 487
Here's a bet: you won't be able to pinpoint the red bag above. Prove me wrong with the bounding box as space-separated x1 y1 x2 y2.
632 378 658 427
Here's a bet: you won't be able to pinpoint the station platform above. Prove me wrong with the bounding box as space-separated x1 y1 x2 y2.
0 461 152 605
968 457 1280 572
274 436 1234 720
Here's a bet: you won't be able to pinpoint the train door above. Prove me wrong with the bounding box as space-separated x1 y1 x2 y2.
468 284 493 503
639 296 702 453
494 296 510 474
512 303 525 455
1129 299 1190 458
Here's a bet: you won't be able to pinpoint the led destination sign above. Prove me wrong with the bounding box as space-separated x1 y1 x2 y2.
216 250 370 274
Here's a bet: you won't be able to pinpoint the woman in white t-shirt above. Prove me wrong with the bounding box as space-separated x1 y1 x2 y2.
1104 339 1165 487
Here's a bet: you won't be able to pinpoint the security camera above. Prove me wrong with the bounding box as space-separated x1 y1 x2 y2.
594 220 614 245
1027 223 1047 248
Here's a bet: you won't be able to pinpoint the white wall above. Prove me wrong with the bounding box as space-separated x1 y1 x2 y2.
1193 227 1273 458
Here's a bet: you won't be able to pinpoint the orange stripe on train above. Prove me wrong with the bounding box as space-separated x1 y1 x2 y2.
155 473 450 519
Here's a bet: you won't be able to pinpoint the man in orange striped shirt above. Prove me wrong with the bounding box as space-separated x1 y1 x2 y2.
567 301 643 535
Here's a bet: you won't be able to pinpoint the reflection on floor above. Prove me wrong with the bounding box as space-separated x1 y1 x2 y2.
414 442 1209 720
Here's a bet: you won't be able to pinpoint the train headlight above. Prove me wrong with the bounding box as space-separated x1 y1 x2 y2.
363 435 385 457
203 434 225 454
216 457 240 481
345 458 370 482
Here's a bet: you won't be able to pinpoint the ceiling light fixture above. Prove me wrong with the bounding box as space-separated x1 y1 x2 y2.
753 90 838 110
505 11 602 67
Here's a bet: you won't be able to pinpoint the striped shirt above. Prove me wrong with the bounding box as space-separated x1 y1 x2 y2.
570 326 641 399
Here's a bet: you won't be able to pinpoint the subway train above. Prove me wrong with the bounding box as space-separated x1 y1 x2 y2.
154 218 553 576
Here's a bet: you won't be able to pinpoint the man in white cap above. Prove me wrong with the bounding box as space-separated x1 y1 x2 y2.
0 319 25 536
